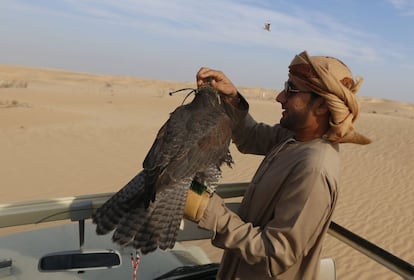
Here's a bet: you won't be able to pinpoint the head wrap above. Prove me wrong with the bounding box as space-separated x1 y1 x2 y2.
288 51 371 145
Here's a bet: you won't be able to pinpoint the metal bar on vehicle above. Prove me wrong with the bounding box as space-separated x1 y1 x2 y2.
0 193 111 228
328 222 414 280
215 182 249 198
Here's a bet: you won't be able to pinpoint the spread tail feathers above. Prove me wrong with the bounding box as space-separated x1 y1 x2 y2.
92 171 146 235
92 172 189 254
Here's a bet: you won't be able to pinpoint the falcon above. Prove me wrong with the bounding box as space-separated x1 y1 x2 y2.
264 22 271 32
92 84 233 254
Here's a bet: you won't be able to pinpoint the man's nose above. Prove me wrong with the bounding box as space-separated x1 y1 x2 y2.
275 90 285 103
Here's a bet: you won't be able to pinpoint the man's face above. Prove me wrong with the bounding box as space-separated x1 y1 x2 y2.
276 81 317 132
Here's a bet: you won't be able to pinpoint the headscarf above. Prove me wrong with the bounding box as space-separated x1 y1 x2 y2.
288 51 371 145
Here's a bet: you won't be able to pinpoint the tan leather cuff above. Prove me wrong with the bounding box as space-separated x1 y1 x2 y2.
184 189 211 222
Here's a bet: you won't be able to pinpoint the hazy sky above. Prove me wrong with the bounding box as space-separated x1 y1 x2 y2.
1 0 414 102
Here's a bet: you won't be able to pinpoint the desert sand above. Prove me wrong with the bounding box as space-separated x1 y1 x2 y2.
1 64 413 279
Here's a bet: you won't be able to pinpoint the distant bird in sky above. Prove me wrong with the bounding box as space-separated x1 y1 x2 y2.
264 22 271 32
92 84 233 254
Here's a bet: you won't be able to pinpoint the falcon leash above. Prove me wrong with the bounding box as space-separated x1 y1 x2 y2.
130 250 141 280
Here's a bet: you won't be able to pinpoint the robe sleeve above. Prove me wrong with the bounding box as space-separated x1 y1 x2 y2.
198 167 335 274
221 93 293 156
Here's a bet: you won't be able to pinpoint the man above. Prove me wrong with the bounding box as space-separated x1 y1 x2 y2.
184 51 371 279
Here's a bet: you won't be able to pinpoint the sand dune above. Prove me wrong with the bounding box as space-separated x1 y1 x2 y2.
1 65 413 279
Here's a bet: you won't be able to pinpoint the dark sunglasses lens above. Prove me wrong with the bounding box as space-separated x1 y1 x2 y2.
284 82 290 93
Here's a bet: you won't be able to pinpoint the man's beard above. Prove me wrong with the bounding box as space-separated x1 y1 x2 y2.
280 107 311 131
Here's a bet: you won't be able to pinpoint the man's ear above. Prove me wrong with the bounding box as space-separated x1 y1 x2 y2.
314 98 329 116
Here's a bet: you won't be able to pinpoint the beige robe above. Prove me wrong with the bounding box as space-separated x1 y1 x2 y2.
198 97 339 279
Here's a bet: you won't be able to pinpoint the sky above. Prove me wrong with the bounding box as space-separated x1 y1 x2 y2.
1 0 414 103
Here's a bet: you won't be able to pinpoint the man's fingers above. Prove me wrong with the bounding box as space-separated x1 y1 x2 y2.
196 67 211 87
196 67 210 79
196 68 237 96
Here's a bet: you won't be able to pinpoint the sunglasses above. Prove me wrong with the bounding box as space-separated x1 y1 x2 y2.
284 81 314 98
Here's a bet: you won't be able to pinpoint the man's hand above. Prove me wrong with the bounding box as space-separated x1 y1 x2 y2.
196 67 238 98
